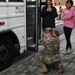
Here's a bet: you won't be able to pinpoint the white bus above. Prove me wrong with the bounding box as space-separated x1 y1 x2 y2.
0 0 27 71
0 0 60 72
0 0 45 71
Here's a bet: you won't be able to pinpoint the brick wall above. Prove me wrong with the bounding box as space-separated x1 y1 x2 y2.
41 0 75 6
52 0 75 6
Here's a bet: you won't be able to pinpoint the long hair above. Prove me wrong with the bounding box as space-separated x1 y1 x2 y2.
66 0 73 6
46 0 52 8
46 0 52 3
43 27 60 37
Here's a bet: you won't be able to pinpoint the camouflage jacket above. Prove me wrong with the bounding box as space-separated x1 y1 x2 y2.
38 36 60 55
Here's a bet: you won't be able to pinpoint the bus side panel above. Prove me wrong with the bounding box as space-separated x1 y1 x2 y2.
12 27 26 53
8 16 25 26
0 6 7 16
0 5 7 28
7 4 26 53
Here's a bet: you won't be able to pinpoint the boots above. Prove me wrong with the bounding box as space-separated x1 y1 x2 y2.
40 63 48 73
58 63 64 73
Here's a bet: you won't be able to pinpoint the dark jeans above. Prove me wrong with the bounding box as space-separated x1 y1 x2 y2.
63 26 72 50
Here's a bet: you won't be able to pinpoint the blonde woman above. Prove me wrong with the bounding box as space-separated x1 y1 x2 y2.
35 27 64 74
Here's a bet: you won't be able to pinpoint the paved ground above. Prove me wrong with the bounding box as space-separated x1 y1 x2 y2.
0 20 75 75
55 19 63 26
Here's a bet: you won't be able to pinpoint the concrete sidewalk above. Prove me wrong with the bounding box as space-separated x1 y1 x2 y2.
0 29 75 75
55 20 63 26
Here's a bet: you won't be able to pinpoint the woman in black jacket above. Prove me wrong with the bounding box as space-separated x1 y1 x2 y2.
41 0 57 36
33 0 57 43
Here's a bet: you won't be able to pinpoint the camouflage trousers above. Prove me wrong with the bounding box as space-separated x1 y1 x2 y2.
35 53 60 64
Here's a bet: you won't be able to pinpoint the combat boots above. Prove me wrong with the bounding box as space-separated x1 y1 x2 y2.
54 62 64 73
40 63 48 73
58 63 64 73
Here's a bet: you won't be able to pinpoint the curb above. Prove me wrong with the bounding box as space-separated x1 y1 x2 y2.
56 22 63 26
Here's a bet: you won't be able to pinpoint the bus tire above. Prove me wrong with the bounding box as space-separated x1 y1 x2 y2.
0 36 15 71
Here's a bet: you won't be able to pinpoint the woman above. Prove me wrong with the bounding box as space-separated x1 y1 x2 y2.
35 27 64 74
59 6 62 19
61 0 75 54
41 0 57 36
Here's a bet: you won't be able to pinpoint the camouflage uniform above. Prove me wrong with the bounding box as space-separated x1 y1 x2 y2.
35 36 60 64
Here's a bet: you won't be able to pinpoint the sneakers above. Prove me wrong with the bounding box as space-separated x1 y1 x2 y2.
67 49 73 54
63 49 73 55
63 51 68 55
58 63 64 73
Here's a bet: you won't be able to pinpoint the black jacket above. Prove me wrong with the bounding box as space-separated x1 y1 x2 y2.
41 5 57 29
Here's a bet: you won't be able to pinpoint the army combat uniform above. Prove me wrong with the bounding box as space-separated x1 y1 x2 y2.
35 36 60 65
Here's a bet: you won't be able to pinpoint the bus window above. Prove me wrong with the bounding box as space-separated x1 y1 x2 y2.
27 0 35 1
9 0 23 2
0 0 5 2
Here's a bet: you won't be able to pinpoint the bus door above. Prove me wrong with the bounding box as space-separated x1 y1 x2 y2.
26 0 41 51
40 0 46 37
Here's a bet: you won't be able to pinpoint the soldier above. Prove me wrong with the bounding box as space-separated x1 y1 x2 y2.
35 27 64 74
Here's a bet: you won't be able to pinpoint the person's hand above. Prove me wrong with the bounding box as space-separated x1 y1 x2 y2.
47 8 50 11
49 8 52 12
47 8 52 12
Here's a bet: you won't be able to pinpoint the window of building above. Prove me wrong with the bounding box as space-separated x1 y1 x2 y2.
58 2 60 5
54 2 56 6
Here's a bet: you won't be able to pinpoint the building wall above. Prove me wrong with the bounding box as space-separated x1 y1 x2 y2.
53 0 66 6
41 0 75 6
41 0 46 2
52 0 75 6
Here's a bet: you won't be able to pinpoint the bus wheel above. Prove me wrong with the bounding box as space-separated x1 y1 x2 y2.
0 36 15 71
